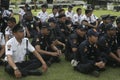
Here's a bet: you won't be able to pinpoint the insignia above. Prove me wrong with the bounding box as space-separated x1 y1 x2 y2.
84 47 88 52
106 42 108 46
7 45 11 51
31 24 34 28
36 38 39 42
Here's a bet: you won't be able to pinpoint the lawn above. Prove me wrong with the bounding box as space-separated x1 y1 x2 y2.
0 6 120 80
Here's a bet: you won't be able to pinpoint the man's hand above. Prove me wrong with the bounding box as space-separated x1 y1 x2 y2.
56 50 62 56
14 69 22 78
51 52 60 56
42 63 48 73
95 61 105 68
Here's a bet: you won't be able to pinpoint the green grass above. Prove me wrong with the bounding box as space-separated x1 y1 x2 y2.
0 6 120 80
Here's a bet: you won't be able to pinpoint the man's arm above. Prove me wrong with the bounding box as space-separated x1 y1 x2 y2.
32 50 47 72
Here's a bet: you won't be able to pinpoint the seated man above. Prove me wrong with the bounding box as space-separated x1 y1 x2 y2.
31 22 62 66
98 23 120 67
74 29 106 77
5 17 16 42
0 32 5 65
4 23 47 78
65 25 87 61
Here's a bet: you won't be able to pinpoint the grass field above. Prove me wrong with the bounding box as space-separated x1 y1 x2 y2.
0 6 120 80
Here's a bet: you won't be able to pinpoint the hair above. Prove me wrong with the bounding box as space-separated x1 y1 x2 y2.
85 10 93 15
8 17 16 23
76 8 82 12
59 9 65 14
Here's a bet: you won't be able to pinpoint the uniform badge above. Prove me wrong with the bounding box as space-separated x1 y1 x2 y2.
7 45 11 51
84 47 88 53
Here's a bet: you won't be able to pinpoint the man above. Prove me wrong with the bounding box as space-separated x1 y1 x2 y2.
97 14 111 36
5 23 47 78
116 17 120 49
49 6 59 18
0 9 7 34
65 25 87 61
22 12 40 38
57 14 70 43
37 4 48 23
72 8 83 25
81 9 98 29
74 29 106 77
98 23 120 67
0 31 5 65
31 22 62 66
65 5 74 21
5 17 16 42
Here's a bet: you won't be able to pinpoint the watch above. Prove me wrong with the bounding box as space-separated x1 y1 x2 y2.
13 67 18 71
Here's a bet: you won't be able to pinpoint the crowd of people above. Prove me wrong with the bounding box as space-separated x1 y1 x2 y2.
0 3 120 78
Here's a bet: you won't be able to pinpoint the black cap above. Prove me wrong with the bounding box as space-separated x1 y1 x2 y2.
101 14 110 20
41 4 48 8
106 23 116 30
116 17 120 24
48 17 57 23
12 23 24 33
68 5 73 9
41 22 49 29
87 29 99 37
77 25 87 31
58 14 66 18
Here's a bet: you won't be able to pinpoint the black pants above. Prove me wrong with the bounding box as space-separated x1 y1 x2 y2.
76 62 101 74
5 59 42 76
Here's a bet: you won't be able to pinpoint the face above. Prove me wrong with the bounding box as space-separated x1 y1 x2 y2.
77 10 82 15
42 7 47 12
87 12 92 17
109 30 116 36
68 8 72 12
53 9 58 14
60 17 66 23
14 31 24 39
76 29 86 37
7 21 15 28
41 28 50 35
89 35 98 43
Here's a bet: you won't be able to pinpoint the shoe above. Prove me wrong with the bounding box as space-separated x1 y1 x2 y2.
28 70 42 76
91 70 100 77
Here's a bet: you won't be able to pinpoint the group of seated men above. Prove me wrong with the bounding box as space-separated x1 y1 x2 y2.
0 3 120 78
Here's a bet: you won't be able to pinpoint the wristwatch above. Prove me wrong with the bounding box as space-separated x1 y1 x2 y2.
13 67 18 71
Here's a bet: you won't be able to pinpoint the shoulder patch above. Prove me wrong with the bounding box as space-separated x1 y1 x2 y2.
7 45 11 51
84 47 88 53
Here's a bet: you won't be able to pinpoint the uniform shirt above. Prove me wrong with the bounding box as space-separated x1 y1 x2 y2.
5 26 14 40
72 14 83 24
49 12 59 18
22 17 39 31
2 10 11 18
35 34 53 51
5 37 35 63
65 10 74 20
37 11 48 22
18 8 25 20
97 23 107 36
77 40 105 63
0 32 5 45
81 14 98 24
116 27 120 47
98 34 118 54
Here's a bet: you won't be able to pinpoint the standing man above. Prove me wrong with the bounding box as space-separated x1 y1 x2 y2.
37 4 48 23
5 23 47 78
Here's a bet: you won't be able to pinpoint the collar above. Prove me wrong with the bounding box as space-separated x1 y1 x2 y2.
14 37 24 45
